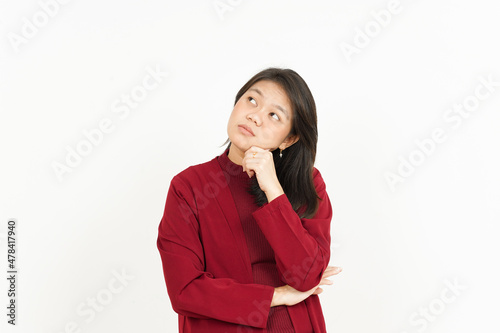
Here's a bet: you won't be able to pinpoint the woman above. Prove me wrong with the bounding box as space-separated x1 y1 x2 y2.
157 68 342 332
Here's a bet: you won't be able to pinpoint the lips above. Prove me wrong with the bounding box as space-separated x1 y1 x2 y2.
238 124 255 136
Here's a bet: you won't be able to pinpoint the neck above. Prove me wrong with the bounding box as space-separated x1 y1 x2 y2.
227 144 244 166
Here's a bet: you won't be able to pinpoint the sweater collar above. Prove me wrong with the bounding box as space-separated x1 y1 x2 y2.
218 147 252 181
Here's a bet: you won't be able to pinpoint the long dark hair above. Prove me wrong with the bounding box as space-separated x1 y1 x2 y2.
221 67 320 219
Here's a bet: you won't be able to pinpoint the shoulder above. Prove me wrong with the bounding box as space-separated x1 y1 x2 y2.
312 166 327 192
170 155 219 189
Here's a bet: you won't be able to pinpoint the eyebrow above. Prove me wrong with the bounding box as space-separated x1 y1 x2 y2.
248 88 290 120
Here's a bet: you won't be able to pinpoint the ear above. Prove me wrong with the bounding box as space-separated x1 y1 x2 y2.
279 135 299 150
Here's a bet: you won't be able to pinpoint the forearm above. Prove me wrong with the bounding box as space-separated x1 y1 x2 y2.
252 192 332 291
271 287 282 307
168 273 275 325
271 284 319 307
265 185 285 203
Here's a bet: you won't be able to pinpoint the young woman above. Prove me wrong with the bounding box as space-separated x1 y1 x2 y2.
157 68 342 332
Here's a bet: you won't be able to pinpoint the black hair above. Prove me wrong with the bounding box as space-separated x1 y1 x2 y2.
221 67 320 218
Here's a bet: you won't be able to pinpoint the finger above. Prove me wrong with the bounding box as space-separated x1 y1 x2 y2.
248 146 271 156
246 152 261 163
327 265 339 270
323 266 342 277
312 287 323 295
244 148 256 160
242 157 256 173
244 160 261 174
320 278 333 286
248 146 267 155
315 277 333 287
320 271 339 281
251 146 267 152
322 269 336 278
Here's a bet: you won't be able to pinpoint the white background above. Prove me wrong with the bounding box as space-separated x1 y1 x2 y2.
1 0 499 332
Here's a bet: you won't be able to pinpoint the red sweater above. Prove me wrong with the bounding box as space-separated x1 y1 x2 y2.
218 148 298 332
157 148 333 332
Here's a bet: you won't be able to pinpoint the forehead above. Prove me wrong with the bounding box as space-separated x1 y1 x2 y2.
248 80 288 100
246 80 291 119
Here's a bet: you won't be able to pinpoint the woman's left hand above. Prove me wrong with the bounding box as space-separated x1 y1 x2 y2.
242 146 284 198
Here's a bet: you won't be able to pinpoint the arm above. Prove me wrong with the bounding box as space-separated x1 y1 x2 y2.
252 169 333 292
157 175 275 328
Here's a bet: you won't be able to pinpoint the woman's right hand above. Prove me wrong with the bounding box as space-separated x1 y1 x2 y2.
271 266 342 307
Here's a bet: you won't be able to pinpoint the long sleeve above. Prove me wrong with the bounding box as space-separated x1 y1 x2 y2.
251 169 333 292
157 175 275 329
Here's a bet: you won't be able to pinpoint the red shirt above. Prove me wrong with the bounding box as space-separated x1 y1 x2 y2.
157 148 333 332
218 148 297 332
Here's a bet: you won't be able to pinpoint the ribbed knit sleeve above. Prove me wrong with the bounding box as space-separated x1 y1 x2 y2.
251 169 333 292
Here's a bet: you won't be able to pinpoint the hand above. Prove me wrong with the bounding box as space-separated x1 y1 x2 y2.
242 146 283 196
271 266 343 307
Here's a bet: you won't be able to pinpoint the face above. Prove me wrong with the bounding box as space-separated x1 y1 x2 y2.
227 80 298 163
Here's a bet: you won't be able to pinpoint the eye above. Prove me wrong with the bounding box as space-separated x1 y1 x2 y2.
270 112 280 121
248 97 257 105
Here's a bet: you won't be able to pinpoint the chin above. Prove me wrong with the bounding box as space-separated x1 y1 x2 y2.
229 136 251 150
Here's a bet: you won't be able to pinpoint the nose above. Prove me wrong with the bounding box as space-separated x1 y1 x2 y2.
247 108 263 126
